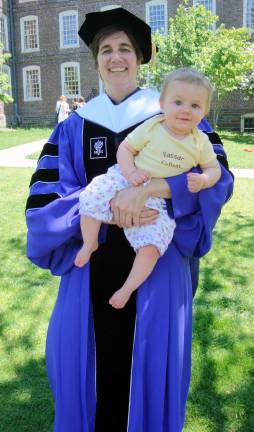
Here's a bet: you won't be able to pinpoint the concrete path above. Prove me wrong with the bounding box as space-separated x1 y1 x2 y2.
230 168 254 179
0 139 45 167
0 140 254 178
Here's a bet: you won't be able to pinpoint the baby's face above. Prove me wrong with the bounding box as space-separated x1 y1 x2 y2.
160 80 208 137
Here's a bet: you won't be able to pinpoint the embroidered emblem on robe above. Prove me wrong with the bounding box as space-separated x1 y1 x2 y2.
90 137 107 159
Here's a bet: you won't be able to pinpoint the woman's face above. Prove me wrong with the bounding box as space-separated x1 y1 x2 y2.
97 31 139 98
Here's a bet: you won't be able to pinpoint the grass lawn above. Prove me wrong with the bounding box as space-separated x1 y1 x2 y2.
0 168 253 431
218 130 254 169
26 152 40 160
0 127 52 150
185 177 254 431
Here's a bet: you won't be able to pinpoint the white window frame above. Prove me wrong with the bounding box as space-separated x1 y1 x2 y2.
243 0 254 32
20 15 40 53
193 0 216 14
100 5 121 12
59 10 79 49
61 62 80 98
146 0 168 35
2 64 12 96
241 113 254 132
23 65 41 101
0 14 9 51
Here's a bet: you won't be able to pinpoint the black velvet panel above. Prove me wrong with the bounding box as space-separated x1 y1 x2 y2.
83 120 144 184
83 120 138 431
29 169 59 187
25 193 60 210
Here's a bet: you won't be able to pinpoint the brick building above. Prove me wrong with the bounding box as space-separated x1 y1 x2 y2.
1 0 254 129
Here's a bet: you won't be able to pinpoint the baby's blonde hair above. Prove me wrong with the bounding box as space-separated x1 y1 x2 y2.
159 68 214 112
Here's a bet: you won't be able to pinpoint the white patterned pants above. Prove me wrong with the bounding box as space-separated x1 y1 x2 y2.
79 164 176 256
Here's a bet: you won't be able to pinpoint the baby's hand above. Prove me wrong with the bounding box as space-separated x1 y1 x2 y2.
187 172 206 193
127 169 151 186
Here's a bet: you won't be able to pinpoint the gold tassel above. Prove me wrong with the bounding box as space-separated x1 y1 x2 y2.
150 41 157 66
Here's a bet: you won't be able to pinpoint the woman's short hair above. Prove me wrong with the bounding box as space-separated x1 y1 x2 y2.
90 25 144 67
160 68 214 112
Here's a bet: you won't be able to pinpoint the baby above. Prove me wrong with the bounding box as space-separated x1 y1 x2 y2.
75 68 221 308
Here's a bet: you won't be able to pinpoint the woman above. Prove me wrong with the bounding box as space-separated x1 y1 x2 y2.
55 95 70 123
26 8 233 432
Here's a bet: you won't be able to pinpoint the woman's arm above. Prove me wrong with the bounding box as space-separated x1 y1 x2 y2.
110 178 170 227
26 116 85 276
112 164 233 258
187 159 221 193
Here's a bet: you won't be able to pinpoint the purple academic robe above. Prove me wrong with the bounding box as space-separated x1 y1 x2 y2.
26 89 233 432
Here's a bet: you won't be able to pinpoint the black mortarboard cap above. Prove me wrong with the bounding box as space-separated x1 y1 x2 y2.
78 8 152 64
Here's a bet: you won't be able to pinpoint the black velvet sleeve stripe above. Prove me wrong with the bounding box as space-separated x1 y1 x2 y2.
38 143 58 160
203 131 223 145
29 169 59 186
217 154 229 171
25 193 61 210
203 130 234 177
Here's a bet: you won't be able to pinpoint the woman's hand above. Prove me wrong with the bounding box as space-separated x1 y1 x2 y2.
110 185 157 228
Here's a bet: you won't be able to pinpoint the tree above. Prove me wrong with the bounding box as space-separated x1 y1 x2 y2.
0 45 13 104
139 0 254 127
239 45 254 102
203 27 254 126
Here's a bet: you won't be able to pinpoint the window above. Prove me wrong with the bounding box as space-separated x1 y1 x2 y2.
241 114 254 132
193 0 216 14
23 66 41 101
2 64 12 96
0 14 9 51
61 62 80 98
59 11 79 48
146 0 168 35
20 16 39 52
243 0 254 32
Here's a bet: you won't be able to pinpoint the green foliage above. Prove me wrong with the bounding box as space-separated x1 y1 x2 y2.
204 27 254 125
239 45 254 101
0 45 13 104
139 0 254 127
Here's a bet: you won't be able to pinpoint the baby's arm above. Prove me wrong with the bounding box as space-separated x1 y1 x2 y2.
117 139 151 186
187 159 221 193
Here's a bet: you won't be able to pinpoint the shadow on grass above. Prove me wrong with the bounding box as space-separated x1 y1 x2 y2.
0 358 54 432
1 233 57 431
188 212 254 431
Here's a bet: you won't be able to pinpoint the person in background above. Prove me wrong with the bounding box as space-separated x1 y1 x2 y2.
78 96 85 107
26 8 233 432
71 97 79 111
55 95 70 123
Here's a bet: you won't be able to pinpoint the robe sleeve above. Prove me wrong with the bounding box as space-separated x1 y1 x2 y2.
26 116 86 276
167 146 234 258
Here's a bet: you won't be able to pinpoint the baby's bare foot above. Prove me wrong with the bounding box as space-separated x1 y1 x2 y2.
109 287 132 309
74 242 98 267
